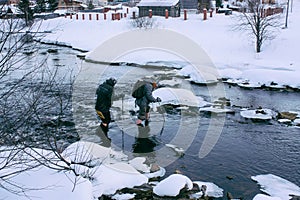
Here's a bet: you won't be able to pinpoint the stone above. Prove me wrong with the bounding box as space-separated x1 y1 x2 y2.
289 195 300 200
278 112 298 121
150 163 160 173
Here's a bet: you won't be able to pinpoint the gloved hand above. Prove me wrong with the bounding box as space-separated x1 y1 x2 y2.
156 97 162 102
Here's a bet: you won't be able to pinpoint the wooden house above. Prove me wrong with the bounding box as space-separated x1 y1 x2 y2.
57 0 85 12
180 0 198 9
137 0 181 17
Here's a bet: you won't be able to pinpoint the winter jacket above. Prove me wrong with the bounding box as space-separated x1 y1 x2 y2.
136 82 157 107
95 79 115 112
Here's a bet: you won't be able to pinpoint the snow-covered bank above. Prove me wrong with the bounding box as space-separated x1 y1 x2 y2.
36 3 300 89
252 174 300 200
0 141 223 199
1 141 300 200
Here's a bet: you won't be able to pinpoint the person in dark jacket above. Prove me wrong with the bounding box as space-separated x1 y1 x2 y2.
95 77 117 134
135 81 161 127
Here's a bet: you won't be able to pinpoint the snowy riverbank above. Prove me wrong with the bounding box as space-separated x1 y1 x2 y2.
35 3 300 90
1 141 300 200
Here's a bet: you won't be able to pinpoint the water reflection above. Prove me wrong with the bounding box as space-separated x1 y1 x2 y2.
95 125 111 148
132 126 159 164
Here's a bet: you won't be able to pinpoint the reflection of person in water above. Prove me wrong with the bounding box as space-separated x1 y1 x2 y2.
95 125 111 148
132 126 158 164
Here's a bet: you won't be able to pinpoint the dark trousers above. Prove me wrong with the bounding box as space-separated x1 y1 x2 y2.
138 105 150 120
96 110 111 125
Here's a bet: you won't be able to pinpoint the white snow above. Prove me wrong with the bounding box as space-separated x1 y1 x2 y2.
193 181 224 198
62 141 128 165
178 64 219 85
35 3 300 90
111 193 136 200
253 194 282 200
240 108 277 120
128 157 150 173
137 0 180 7
294 118 300 126
199 106 234 114
158 77 182 87
152 87 203 107
61 142 148 197
165 143 185 155
92 162 148 196
0 148 93 200
153 174 193 196
252 174 300 200
144 166 166 179
278 118 292 124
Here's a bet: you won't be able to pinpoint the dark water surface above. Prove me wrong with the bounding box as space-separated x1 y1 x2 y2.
80 62 300 199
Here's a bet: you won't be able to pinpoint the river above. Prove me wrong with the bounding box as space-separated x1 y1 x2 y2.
19 44 300 199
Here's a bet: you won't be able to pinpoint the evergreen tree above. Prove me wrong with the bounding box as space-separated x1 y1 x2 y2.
35 0 46 13
216 0 222 8
18 0 34 26
88 0 94 10
47 0 58 11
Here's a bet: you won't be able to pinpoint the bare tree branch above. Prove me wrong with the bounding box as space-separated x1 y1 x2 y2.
232 0 284 52
0 14 89 197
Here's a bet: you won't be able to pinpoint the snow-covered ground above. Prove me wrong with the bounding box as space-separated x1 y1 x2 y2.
35 2 300 89
1 141 300 200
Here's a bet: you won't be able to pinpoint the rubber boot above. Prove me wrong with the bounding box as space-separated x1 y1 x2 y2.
145 113 150 126
100 123 109 136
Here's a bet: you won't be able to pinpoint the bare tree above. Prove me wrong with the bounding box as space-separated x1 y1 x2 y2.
0 16 92 196
233 0 284 53
131 16 156 29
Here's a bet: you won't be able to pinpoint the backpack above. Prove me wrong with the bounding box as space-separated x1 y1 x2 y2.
96 83 110 96
132 80 146 98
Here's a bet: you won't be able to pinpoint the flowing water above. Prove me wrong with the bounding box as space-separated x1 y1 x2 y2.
20 44 300 199
71 58 300 199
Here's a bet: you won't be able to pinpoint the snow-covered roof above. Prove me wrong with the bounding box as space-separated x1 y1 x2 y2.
137 0 180 7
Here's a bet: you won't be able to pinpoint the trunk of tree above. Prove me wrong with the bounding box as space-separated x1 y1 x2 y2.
233 0 283 53
256 38 261 53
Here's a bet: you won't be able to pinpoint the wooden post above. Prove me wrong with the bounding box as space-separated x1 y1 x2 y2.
82 14 85 20
203 8 207 20
112 13 115 20
184 9 187 20
124 13 127 18
210 9 213 17
149 9 152 18
165 9 169 19
76 14 78 20
89 13 92 20
133 11 136 19
96 13 99 20
104 13 107 20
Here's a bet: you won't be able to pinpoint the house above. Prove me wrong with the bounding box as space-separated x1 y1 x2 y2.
137 0 181 17
56 0 85 12
180 0 198 9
